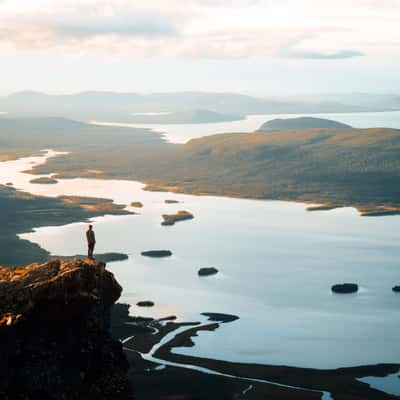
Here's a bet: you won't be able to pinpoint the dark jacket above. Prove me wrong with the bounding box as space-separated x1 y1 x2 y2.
86 230 96 244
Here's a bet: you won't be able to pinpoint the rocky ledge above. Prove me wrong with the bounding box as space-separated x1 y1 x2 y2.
0 258 131 400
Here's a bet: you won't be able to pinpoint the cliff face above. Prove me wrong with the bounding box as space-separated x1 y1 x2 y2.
0 259 131 400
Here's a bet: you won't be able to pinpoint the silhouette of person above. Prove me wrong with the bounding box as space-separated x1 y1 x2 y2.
86 224 96 259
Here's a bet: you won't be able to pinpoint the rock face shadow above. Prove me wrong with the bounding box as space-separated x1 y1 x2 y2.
0 259 132 400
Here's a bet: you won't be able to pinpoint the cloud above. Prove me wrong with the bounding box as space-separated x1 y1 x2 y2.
0 0 394 59
48 13 178 39
0 2 181 50
281 35 365 60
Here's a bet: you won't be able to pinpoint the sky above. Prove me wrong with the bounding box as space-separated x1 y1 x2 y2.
0 0 399 97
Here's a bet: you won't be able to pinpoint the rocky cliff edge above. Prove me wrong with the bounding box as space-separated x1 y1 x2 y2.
0 258 131 400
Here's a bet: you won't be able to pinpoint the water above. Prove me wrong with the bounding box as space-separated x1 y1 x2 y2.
2 151 400 371
92 110 400 143
359 371 400 396
134 322 333 400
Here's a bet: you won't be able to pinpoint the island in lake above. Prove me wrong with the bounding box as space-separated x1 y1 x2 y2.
141 250 173 258
161 210 194 226
257 116 353 131
30 176 58 184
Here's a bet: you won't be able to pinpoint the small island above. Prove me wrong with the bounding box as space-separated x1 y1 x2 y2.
165 199 181 204
306 204 339 212
141 250 172 258
56 252 129 263
201 313 239 323
331 283 358 294
131 201 143 208
257 117 352 132
359 205 400 217
136 301 155 307
198 267 218 277
59 195 129 214
30 176 58 184
161 210 194 226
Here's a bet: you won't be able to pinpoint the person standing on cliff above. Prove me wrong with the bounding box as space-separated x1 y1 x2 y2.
86 224 96 259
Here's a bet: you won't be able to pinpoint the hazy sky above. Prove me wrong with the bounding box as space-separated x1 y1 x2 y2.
1 0 399 96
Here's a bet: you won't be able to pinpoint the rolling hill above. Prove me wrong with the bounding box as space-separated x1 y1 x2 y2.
258 117 353 131
10 116 398 213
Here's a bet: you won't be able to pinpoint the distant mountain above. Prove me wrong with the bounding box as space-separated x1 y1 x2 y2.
0 91 383 122
129 109 243 124
258 117 353 131
0 117 165 148
315 93 400 111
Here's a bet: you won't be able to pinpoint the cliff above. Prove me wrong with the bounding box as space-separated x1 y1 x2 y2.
0 258 131 400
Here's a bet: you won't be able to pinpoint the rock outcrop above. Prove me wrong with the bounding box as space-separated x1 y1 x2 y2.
0 258 131 400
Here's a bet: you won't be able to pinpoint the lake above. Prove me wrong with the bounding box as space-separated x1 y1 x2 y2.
93 110 400 143
1 150 400 371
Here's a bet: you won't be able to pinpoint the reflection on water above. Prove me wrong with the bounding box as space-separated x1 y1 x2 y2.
93 110 400 143
2 151 400 369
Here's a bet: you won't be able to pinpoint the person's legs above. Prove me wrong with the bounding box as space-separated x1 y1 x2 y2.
88 243 95 259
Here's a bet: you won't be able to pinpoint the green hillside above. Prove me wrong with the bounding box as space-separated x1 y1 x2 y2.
258 117 352 131
16 117 399 213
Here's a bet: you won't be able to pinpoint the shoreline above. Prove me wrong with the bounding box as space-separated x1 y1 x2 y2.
24 166 400 218
114 307 399 400
21 149 398 218
0 184 133 266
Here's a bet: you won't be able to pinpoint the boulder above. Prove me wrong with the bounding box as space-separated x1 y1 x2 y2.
392 286 400 293
131 201 143 208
